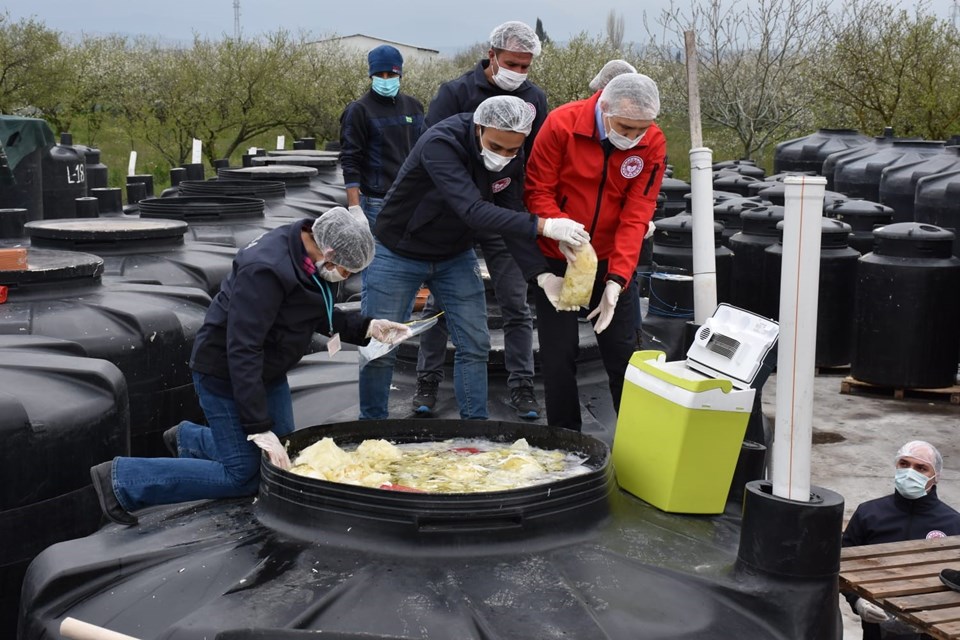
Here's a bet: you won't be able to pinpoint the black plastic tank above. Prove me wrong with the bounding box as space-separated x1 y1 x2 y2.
18 417 843 640
658 177 691 217
0 335 128 636
138 195 287 248
821 128 896 190
651 214 733 302
264 149 344 185
879 146 960 223
713 172 763 197
851 223 960 388
89 186 125 216
0 248 211 456
832 139 943 202
763 219 861 367
0 207 28 241
40 139 87 220
729 205 785 317
774 128 872 175
824 199 894 254
714 197 763 247
712 159 766 179
238 159 347 211
0 116 55 221
915 169 960 257
179 178 331 219
24 218 236 296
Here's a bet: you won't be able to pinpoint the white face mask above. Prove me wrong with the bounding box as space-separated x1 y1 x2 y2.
316 262 348 282
895 467 930 499
480 144 515 172
604 113 643 151
491 55 527 91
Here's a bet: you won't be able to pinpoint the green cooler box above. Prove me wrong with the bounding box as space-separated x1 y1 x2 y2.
613 349 756 514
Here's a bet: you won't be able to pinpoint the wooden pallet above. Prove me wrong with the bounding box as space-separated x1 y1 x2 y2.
840 376 960 405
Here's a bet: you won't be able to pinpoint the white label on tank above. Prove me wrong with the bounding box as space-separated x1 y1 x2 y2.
65 163 85 184
191 139 202 164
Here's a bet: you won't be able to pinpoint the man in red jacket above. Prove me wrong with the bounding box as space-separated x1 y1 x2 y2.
524 73 666 431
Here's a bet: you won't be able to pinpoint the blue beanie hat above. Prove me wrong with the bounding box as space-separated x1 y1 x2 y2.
368 45 403 77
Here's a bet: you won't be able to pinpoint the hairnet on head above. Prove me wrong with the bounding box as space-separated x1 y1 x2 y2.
489 21 542 56
589 59 637 93
895 440 943 478
311 207 375 272
473 95 535 135
599 73 661 120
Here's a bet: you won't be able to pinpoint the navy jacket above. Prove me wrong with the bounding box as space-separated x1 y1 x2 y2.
339 90 425 198
191 219 371 434
841 487 960 640
374 113 545 279
426 60 548 159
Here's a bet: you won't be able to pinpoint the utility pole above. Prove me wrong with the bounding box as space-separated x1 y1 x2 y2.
233 0 241 40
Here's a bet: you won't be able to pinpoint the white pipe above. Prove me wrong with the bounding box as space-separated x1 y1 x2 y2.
771 175 826 501
60 617 142 640
689 147 717 325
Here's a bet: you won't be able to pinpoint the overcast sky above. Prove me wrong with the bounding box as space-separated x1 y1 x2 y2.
5 0 957 54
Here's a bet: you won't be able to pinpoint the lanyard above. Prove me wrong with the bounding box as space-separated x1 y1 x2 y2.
310 274 334 334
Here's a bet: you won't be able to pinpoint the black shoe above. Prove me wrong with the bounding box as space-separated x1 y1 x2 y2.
90 461 138 526
510 386 540 419
162 424 180 457
412 378 439 414
941 568 960 592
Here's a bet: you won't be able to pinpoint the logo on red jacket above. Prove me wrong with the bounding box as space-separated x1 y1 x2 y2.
621 156 644 179
492 177 511 193
927 530 948 539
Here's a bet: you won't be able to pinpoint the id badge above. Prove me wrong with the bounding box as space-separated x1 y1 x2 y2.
327 333 342 357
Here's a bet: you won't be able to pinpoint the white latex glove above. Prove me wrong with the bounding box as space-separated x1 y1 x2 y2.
644 220 656 240
347 204 366 223
247 431 291 470
558 241 579 263
586 281 622 334
366 319 413 345
542 218 590 246
536 273 565 311
854 598 890 624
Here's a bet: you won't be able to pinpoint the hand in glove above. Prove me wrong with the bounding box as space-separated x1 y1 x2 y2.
558 241 579 263
854 598 890 624
247 431 291 470
586 281 622 334
366 319 413 345
644 220 656 240
347 205 366 223
536 273 565 311
542 218 590 247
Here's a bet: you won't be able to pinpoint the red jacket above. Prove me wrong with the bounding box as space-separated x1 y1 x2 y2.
524 92 666 285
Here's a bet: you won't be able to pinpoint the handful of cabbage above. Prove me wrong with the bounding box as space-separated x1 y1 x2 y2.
557 242 598 309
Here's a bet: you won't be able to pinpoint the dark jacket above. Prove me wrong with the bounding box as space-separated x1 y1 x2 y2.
841 487 960 640
374 113 545 279
339 89 425 198
425 60 548 159
191 219 371 434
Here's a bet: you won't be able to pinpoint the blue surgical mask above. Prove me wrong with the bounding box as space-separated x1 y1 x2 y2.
895 467 930 499
372 76 400 98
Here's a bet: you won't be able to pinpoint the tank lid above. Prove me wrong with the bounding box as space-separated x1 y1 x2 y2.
775 217 852 236
252 154 337 168
654 213 723 235
25 218 189 243
659 177 691 193
267 149 340 161
0 247 102 286
138 196 266 221
872 222 957 259
219 165 318 181
179 179 286 199
824 198 894 218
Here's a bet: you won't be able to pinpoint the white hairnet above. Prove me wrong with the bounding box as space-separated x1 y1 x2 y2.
489 21 542 56
589 59 637 93
599 73 661 120
895 440 942 478
473 96 535 135
311 207 375 272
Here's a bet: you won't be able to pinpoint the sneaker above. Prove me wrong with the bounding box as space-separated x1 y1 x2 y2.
941 568 960 592
510 386 540 419
162 424 180 457
89 461 138 526
412 378 439 414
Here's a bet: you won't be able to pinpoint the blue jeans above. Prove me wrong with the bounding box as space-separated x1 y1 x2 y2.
360 242 489 420
360 194 385 230
417 232 534 389
112 372 295 511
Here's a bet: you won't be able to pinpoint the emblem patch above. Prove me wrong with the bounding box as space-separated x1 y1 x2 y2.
492 177 512 193
621 156 644 179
